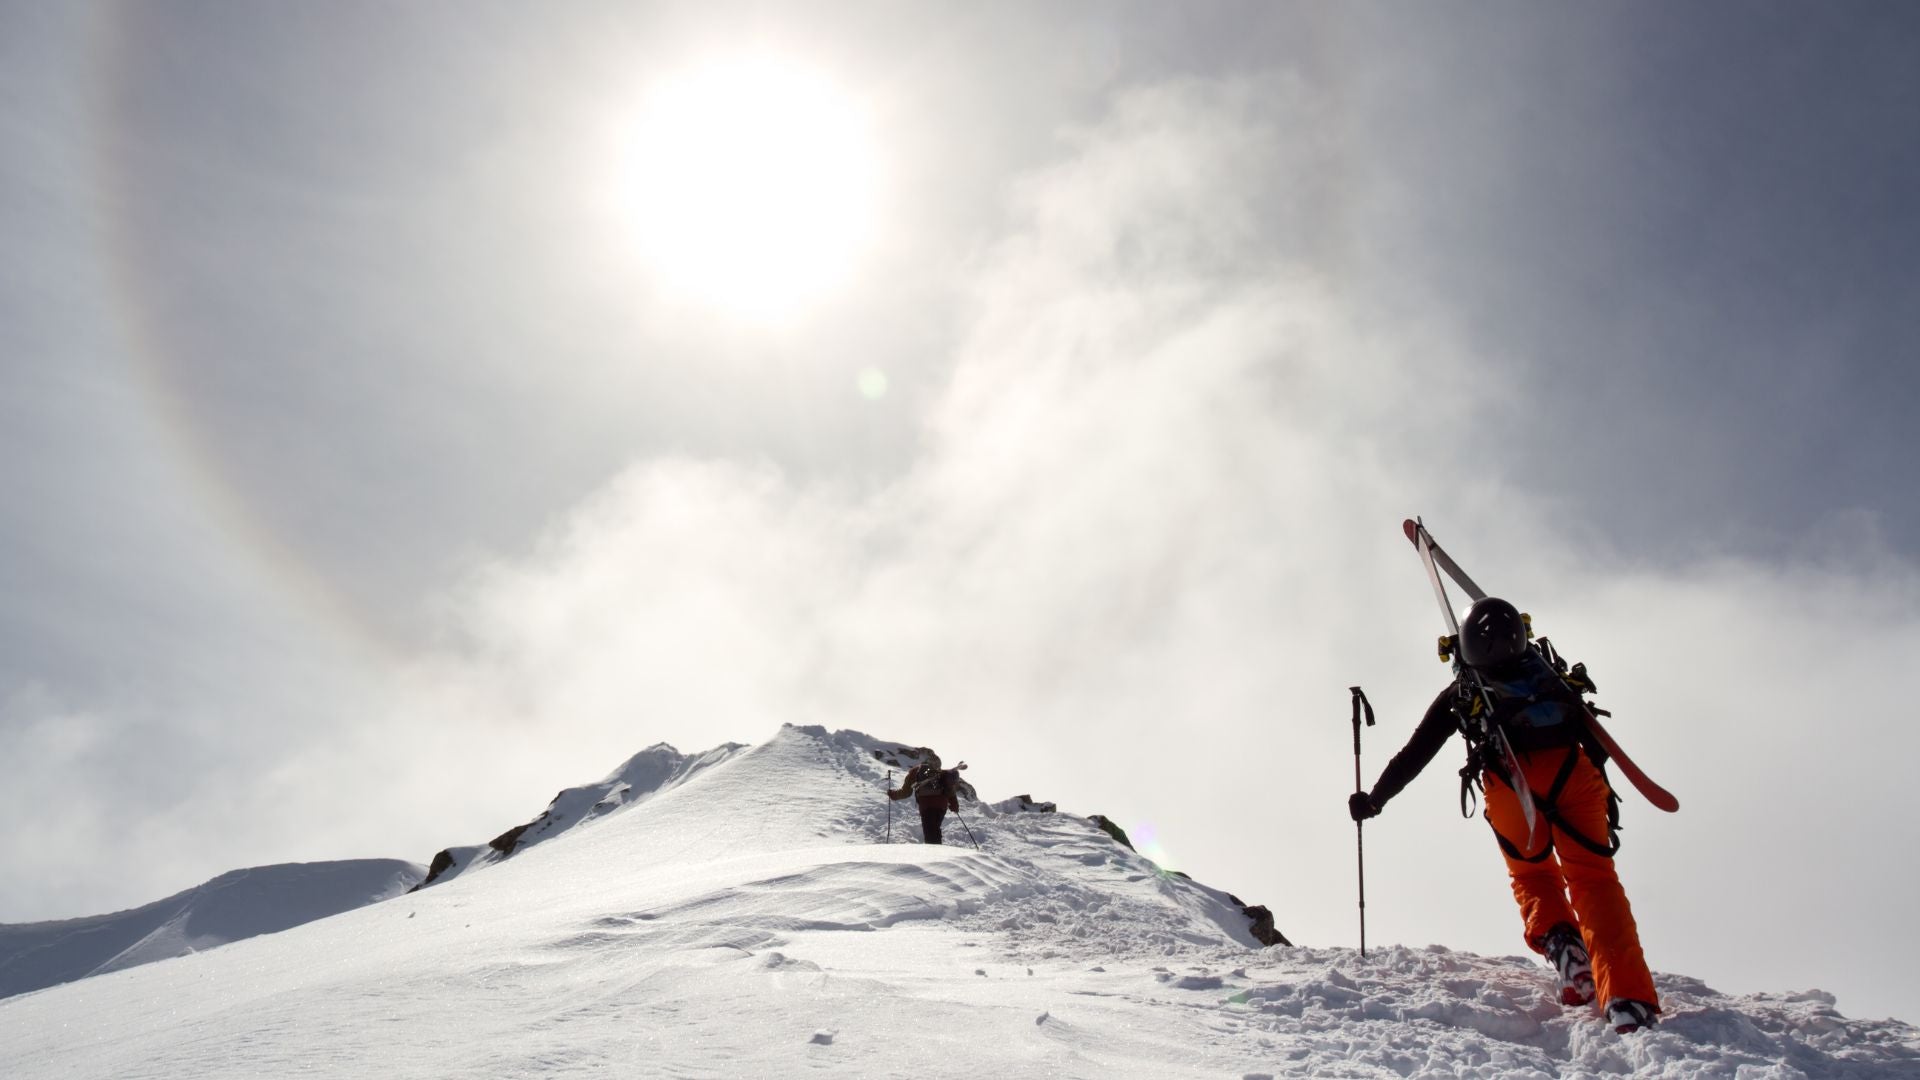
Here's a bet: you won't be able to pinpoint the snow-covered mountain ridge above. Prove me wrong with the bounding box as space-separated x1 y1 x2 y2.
406 728 1285 948
1 724 1914 1078
412 740 747 889
0 859 422 1001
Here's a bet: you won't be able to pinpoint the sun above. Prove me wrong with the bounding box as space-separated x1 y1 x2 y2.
623 54 882 322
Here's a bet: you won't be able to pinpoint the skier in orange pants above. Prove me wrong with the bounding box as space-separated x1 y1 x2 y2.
1349 596 1661 1034
1484 744 1658 1018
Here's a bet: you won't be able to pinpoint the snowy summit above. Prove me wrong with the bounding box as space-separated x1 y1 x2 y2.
1 725 1915 1078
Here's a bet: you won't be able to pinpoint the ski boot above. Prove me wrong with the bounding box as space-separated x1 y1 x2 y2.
1606 998 1659 1034
1542 923 1595 1006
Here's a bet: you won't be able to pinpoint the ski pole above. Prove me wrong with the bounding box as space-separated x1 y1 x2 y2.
1349 685 1375 957
952 806 982 851
885 770 893 843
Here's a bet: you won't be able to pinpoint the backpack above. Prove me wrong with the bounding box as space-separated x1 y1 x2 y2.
915 765 979 804
910 766 952 801
1453 636 1620 858
1453 644 1593 754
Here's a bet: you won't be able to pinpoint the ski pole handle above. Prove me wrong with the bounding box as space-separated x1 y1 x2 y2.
1349 686 1374 775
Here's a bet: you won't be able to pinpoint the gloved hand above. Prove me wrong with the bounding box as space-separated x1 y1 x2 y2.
1348 791 1380 822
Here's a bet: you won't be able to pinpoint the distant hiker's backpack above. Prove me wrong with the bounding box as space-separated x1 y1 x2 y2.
911 762 976 804
911 767 954 801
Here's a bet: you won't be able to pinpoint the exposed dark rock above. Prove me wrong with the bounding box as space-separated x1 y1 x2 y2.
412 849 458 892
1087 815 1135 851
1241 904 1291 947
485 788 573 856
871 745 940 772
1011 795 1056 813
489 822 533 855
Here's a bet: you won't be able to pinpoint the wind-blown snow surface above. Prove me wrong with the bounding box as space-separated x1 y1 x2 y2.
0 859 423 1000
1 726 1913 1078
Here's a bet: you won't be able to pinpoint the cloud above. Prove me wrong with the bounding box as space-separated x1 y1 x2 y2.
0 687 117 901
403 74 1442 757
1563 555 1920 1014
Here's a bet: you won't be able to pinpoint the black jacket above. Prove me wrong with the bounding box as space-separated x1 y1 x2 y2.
1370 657 1591 810
889 764 960 812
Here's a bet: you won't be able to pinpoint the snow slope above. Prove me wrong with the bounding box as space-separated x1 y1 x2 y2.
0 859 423 1001
413 741 746 889
1 725 1913 1079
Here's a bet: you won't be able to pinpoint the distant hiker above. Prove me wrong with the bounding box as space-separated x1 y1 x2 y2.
1349 597 1661 1034
889 756 966 844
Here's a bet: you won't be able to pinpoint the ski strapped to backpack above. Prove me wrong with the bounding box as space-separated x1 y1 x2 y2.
910 761 974 803
1407 518 1541 845
1401 519 1679 816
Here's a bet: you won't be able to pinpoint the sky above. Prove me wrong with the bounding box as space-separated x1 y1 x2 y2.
3 0 1919 1022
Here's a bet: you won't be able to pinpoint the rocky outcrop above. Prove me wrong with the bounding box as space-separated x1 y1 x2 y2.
489 820 535 856
1233 900 1292 948
1088 814 1135 851
417 849 458 890
869 745 940 772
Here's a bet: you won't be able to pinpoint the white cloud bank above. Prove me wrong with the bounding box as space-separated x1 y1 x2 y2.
392 75 1463 802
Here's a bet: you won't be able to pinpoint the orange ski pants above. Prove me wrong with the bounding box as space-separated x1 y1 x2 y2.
1484 746 1659 1011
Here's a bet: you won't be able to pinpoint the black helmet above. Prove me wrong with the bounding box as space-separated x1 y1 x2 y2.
1458 597 1529 668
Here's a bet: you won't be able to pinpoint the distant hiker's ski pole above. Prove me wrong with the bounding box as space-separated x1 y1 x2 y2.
885 770 893 843
953 806 982 851
1349 685 1375 957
